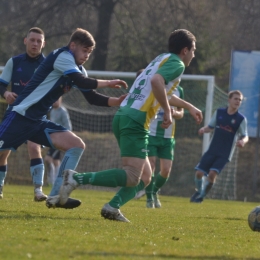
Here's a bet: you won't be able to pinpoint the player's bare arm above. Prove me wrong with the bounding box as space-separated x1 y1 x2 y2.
108 94 128 106
198 126 213 135
236 136 249 148
151 74 172 129
169 95 202 124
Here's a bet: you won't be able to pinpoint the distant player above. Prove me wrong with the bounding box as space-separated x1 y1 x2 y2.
0 27 47 201
0 28 128 209
145 85 184 208
190 90 248 203
59 29 203 222
44 97 72 185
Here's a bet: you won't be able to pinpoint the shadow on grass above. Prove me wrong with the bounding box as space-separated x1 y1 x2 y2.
71 251 258 259
0 210 96 221
194 216 244 221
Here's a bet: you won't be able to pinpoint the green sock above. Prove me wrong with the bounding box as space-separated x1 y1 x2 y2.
109 180 145 209
73 168 127 187
153 173 168 194
145 174 155 200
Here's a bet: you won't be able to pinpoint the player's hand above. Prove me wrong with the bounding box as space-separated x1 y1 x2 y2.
4 91 18 104
198 127 205 135
188 106 203 124
171 108 176 118
160 110 172 129
117 94 128 104
236 139 245 148
107 79 128 89
108 94 128 106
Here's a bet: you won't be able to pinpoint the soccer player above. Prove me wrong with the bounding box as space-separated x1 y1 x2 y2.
145 85 184 208
0 27 47 201
190 90 248 203
0 28 128 209
59 29 203 221
44 97 72 186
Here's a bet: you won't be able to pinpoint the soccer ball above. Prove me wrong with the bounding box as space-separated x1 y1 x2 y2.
248 206 260 231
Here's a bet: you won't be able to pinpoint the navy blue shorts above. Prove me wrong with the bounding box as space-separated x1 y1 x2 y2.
195 152 229 175
0 111 68 151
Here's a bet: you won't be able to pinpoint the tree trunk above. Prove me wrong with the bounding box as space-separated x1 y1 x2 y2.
91 0 117 70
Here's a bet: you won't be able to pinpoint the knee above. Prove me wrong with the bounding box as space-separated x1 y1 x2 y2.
28 143 41 157
77 138 85 150
123 165 142 187
142 174 151 187
208 171 217 183
70 138 85 150
0 151 10 164
160 168 171 178
195 171 204 179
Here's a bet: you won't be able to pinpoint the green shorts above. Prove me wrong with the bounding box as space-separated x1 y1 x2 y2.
113 115 149 159
147 135 175 160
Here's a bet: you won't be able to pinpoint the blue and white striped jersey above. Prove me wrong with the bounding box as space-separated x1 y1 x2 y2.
8 46 88 120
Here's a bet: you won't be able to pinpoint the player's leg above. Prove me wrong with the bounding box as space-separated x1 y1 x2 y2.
27 120 85 209
44 153 55 185
199 157 229 200
98 117 151 222
0 111 37 199
145 155 156 208
144 135 157 207
100 156 151 222
0 150 11 199
60 115 147 190
152 158 172 208
151 137 174 208
44 149 60 185
53 157 61 183
59 115 149 221
27 141 47 202
190 152 213 203
46 131 85 208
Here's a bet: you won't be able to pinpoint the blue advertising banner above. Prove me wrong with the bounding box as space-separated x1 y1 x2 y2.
229 50 260 137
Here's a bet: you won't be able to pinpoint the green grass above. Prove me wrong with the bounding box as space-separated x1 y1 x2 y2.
0 185 259 260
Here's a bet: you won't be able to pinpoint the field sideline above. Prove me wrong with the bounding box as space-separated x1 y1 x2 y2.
0 185 259 260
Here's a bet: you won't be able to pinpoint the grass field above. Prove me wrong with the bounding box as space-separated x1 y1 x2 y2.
0 185 259 260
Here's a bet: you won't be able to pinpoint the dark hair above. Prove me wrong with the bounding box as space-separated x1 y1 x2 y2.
27 27 45 38
168 29 196 54
136 69 144 78
68 28 95 48
228 90 243 99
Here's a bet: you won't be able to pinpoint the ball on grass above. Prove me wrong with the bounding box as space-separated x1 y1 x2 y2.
248 206 260 231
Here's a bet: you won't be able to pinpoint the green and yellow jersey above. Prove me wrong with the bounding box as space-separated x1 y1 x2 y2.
149 85 184 138
117 53 185 130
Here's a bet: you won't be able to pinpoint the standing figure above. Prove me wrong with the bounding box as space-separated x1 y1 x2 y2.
0 27 47 201
145 85 184 208
190 90 248 203
45 97 72 186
